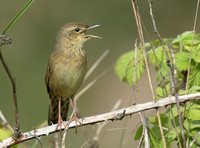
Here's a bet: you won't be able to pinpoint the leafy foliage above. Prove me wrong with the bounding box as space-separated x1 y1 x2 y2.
115 50 145 86
115 31 200 147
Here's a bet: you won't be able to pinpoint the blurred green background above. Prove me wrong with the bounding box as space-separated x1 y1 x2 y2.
0 0 199 147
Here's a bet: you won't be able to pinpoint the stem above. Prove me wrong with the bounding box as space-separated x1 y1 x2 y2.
1 0 34 34
0 49 21 139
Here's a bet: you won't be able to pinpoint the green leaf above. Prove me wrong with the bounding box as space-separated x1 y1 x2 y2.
115 50 145 86
149 114 168 126
156 68 169 85
156 84 170 99
169 106 184 119
134 124 143 140
186 102 200 110
173 31 200 45
184 119 200 130
175 52 190 71
189 64 200 87
151 38 173 46
190 129 200 145
179 86 200 95
186 109 200 120
165 128 180 143
148 127 163 148
185 44 200 63
148 46 168 67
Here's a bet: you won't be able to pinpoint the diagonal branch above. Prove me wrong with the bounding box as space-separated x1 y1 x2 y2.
0 93 199 148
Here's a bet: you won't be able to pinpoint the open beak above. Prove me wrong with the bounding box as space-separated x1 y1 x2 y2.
85 25 102 39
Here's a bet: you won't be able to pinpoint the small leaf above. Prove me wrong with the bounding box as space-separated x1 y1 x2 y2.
148 46 168 67
185 44 200 63
156 84 170 99
189 64 200 87
115 50 145 86
184 119 200 130
169 106 184 119
186 109 200 121
148 127 163 148
151 114 168 126
165 128 180 143
175 52 190 71
134 124 143 140
173 31 200 45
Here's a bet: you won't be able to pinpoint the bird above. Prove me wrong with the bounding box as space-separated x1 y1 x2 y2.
45 22 100 127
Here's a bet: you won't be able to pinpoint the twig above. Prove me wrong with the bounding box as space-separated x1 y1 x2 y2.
189 131 200 148
131 0 166 147
84 50 109 82
54 133 60 148
0 93 199 147
185 0 199 94
0 41 21 139
75 69 108 103
61 112 74 148
91 100 122 147
147 0 185 147
132 39 150 148
95 100 122 139
142 15 182 148
168 44 182 148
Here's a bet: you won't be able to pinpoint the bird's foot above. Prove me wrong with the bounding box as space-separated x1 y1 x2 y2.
55 116 65 135
70 112 82 134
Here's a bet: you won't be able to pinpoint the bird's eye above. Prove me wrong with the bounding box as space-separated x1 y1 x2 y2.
75 27 80 32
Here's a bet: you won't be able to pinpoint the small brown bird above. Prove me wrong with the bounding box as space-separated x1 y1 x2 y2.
45 22 100 126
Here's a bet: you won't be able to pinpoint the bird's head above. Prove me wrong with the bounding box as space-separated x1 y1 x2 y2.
57 22 101 45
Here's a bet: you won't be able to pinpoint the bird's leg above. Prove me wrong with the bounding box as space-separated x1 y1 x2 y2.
70 98 82 134
56 99 64 131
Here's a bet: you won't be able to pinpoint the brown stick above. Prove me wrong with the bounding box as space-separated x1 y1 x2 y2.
0 35 21 139
147 0 186 147
130 0 166 147
0 93 199 148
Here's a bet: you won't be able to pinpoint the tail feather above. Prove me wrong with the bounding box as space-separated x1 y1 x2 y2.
48 96 70 125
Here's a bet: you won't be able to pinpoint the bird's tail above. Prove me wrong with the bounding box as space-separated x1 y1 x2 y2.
48 96 70 125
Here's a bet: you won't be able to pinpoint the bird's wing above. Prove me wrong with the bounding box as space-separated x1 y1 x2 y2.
45 58 52 94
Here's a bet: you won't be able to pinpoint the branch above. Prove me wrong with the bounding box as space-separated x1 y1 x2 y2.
1 93 200 147
131 0 166 147
0 35 21 139
147 0 185 146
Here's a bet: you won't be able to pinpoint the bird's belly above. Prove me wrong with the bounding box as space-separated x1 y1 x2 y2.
50 58 86 98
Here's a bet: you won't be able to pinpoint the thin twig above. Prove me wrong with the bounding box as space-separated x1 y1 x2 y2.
84 50 109 82
131 0 166 147
54 133 60 148
185 0 200 94
61 112 74 148
0 42 21 139
147 0 185 147
168 45 182 148
142 15 182 148
75 69 108 103
95 100 122 139
132 39 150 148
189 131 200 148
1 93 199 147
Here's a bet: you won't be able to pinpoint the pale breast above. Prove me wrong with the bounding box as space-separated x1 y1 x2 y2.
48 52 87 98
